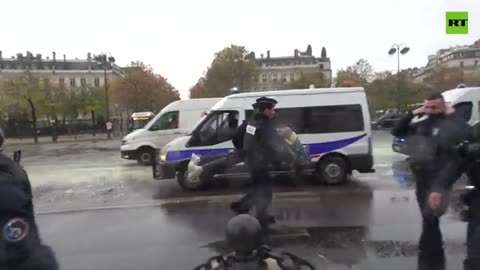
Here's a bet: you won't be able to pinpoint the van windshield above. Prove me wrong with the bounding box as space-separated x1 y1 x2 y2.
130 118 151 130
187 114 208 136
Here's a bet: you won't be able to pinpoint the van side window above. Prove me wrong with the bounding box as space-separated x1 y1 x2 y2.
273 108 305 133
150 111 179 131
453 102 473 122
188 110 240 147
304 104 364 133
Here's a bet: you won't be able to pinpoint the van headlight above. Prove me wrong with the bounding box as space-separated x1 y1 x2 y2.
160 147 167 161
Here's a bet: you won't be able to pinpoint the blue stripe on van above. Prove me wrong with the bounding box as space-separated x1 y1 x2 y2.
166 133 367 162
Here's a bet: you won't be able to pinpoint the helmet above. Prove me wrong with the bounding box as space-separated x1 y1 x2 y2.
226 214 262 255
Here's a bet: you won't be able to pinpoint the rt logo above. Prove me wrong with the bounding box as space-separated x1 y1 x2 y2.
446 12 468 34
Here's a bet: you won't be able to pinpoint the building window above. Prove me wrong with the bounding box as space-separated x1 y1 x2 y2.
59 78 65 85
460 61 464 68
281 74 286 79
94 78 100 87
262 78 267 83
262 74 267 79
475 60 478 67
70 78 76 87
319 64 324 70
80 78 87 87
273 74 278 79
290 73 295 79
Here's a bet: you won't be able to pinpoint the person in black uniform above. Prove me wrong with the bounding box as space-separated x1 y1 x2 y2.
0 129 59 270
235 97 280 228
391 92 471 270
451 140 480 270
429 126 480 270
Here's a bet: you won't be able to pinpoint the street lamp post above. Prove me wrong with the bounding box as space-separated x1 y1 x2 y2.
388 43 410 112
97 53 115 139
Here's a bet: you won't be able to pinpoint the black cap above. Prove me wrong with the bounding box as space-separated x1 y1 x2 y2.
253 97 277 107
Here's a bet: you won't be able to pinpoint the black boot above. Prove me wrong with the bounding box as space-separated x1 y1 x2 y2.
258 215 276 229
417 249 445 270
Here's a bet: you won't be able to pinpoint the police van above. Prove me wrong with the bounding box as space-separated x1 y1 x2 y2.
153 87 375 190
120 98 221 165
392 85 480 155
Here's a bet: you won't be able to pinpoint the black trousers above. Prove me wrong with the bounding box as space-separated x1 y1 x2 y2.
415 180 446 270
411 162 459 270
237 168 273 225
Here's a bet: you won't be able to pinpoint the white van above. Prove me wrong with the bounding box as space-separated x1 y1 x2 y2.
393 86 480 155
120 98 221 164
153 87 375 190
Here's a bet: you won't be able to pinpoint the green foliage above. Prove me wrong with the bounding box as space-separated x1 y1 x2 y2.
283 72 330 89
334 59 374 87
110 62 179 113
190 45 258 98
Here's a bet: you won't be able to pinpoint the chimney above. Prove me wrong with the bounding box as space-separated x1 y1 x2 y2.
52 51 56 61
17 53 23 61
63 54 66 62
261 54 264 59
36 54 42 61
294 49 298 58
0 50 2 60
267 50 270 59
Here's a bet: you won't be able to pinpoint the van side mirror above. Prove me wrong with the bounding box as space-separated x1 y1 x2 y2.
150 125 160 131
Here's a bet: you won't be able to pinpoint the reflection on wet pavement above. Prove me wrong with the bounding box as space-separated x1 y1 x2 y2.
159 182 467 269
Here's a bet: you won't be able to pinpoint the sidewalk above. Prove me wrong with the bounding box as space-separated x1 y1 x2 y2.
2 133 123 155
4 133 125 146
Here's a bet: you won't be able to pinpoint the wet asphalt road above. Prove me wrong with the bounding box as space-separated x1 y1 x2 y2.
3 131 471 269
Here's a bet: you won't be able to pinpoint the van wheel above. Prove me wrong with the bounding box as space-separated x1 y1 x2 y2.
137 147 154 165
177 169 207 191
315 155 348 185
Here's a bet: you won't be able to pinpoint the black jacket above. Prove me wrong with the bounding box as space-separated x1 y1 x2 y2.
243 113 282 169
0 154 59 270
391 111 472 191
232 120 247 149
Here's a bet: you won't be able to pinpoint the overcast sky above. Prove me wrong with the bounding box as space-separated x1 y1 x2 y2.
2 0 479 99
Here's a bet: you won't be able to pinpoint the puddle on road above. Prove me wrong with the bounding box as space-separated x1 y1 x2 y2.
159 185 467 268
